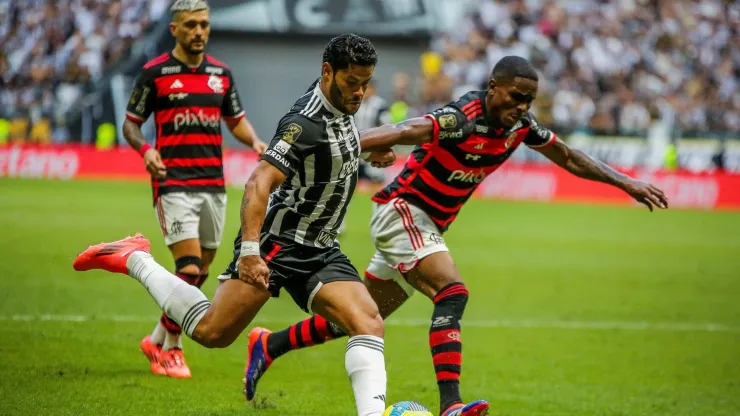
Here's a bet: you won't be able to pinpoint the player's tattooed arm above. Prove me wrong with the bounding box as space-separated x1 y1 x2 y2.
537 139 668 211
240 161 288 242
123 119 166 178
238 161 288 290
122 119 148 153
359 117 434 152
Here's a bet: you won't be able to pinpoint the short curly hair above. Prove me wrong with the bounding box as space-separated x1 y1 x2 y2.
322 33 378 72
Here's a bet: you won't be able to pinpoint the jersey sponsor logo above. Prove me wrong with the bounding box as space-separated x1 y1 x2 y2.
475 124 488 133
205 66 223 75
168 92 188 101
532 123 551 140
448 169 487 183
207 74 224 94
437 106 458 114
273 139 292 155
161 66 181 75
439 114 457 129
229 90 240 114
173 109 220 130
170 79 184 89
440 129 463 139
338 158 360 179
317 230 337 247
282 123 303 144
265 149 292 169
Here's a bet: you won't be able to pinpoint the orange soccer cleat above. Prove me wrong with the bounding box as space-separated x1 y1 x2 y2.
159 348 192 379
140 335 166 375
73 233 151 274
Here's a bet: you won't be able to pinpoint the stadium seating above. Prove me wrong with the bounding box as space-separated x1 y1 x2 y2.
0 0 170 144
419 0 739 137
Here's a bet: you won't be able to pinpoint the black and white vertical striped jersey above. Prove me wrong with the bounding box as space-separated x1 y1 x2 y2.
353 94 390 131
255 79 361 248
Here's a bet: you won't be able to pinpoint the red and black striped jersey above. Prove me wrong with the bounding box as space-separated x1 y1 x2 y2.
125 52 245 200
373 90 557 231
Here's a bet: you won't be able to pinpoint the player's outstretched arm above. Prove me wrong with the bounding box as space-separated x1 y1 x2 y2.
122 119 166 179
238 161 288 289
227 117 267 156
537 139 669 211
359 116 434 152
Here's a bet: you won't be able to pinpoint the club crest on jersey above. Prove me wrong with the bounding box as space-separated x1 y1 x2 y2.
282 123 303 144
439 114 457 129
207 74 224 94
505 132 518 149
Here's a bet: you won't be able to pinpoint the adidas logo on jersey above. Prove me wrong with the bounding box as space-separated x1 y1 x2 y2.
170 79 184 89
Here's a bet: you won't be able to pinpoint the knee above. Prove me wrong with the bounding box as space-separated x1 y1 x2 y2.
345 308 385 339
193 323 237 349
432 282 469 313
175 256 201 283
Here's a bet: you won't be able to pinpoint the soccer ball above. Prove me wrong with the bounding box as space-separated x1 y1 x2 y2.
382 401 433 416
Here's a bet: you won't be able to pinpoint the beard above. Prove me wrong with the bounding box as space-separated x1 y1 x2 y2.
183 39 206 55
329 77 348 113
329 75 361 115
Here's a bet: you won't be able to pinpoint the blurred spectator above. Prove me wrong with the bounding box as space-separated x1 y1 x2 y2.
424 0 740 137
0 0 168 144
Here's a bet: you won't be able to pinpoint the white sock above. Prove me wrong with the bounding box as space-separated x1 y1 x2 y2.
163 331 183 351
346 336 387 416
151 321 166 345
127 251 210 337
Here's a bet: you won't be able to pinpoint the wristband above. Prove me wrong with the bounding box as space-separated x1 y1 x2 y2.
139 143 152 157
239 241 260 258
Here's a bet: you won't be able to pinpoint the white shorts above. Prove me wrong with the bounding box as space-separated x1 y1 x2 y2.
365 198 449 296
154 192 227 249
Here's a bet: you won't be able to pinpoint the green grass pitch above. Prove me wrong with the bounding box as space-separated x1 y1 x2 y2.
1 178 739 416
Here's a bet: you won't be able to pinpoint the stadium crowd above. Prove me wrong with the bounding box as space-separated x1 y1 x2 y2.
410 0 740 137
0 0 170 143
1 0 739 145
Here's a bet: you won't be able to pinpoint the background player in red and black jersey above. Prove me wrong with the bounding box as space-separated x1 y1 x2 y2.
245 56 669 416
121 0 266 379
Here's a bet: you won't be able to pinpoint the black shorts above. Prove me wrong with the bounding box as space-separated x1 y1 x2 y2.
220 234 361 313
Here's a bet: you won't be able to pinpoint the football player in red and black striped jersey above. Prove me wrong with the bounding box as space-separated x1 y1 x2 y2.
121 0 266 379
247 56 668 416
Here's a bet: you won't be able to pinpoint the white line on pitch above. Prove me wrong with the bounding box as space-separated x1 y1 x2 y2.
1 314 739 333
